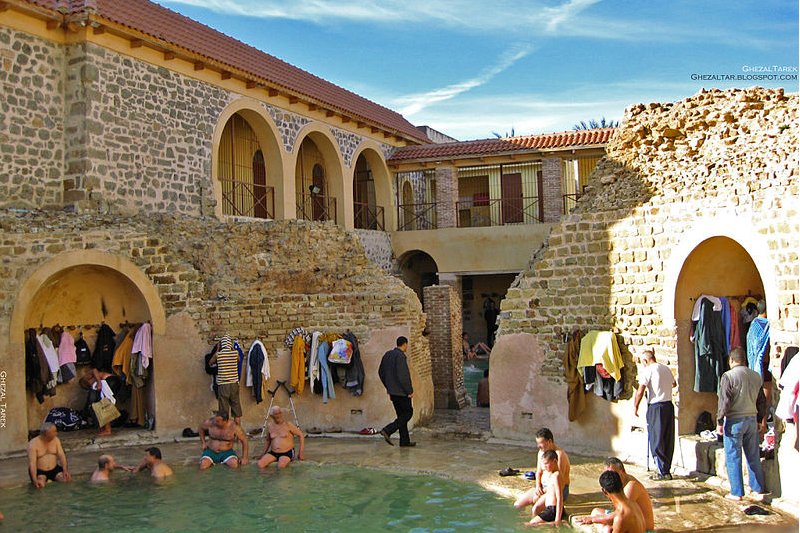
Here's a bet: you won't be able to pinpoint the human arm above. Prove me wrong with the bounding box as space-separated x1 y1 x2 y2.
55 439 71 481
578 513 614 526
236 425 249 465
716 374 732 433
534 456 544 495
291 424 305 460
28 444 44 489
397 354 413 396
553 473 563 525
199 421 209 449
756 387 768 434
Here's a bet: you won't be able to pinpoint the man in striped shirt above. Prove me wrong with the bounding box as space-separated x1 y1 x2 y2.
209 336 242 425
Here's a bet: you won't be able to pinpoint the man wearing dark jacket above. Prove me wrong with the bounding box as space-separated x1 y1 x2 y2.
378 336 415 447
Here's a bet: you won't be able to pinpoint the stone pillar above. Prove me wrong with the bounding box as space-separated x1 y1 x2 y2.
541 157 563 223
434 165 458 228
423 284 468 409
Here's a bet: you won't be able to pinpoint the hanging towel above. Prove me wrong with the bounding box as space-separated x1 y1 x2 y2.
309 331 321 389
563 330 586 421
317 341 335 403
290 335 306 394
691 295 723 321
577 330 624 382
132 322 153 369
57 330 77 365
746 316 770 378
37 334 60 374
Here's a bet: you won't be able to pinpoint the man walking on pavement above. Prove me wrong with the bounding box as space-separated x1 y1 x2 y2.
633 349 676 480
379 336 416 447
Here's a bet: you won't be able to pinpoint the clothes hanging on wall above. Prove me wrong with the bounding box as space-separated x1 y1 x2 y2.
692 296 728 393
92 324 117 373
290 335 306 394
563 330 586 421
245 340 270 404
342 331 365 396
577 330 624 401
746 316 770 378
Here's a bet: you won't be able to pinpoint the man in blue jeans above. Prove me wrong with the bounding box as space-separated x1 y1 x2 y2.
716 347 768 501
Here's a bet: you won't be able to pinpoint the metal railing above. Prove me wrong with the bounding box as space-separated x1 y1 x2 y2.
455 196 541 227
220 181 274 219
397 202 437 231
563 193 581 213
353 202 385 231
297 193 337 223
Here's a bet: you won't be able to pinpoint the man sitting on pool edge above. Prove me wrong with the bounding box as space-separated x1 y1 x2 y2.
257 406 305 469
198 411 249 469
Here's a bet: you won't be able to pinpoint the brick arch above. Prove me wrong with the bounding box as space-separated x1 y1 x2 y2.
661 214 779 329
9 250 166 342
211 98 286 219
292 123 348 226
352 141 393 231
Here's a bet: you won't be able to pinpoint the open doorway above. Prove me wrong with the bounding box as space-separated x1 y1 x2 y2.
675 236 764 433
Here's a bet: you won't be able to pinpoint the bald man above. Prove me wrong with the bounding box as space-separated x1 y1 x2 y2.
257 406 305 469
634 350 676 480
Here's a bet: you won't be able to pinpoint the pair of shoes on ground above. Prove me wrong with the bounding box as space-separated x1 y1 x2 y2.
499 467 521 477
649 472 672 481
725 491 771 503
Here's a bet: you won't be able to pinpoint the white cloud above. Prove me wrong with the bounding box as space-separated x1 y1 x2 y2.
393 45 533 116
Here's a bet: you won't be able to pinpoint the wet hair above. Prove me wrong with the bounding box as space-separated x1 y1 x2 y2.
542 450 558 462
40 421 56 434
98 455 112 469
757 299 766 314
397 336 408 347
599 470 624 494
535 428 554 441
729 347 747 365
604 457 625 471
214 410 230 421
145 447 162 460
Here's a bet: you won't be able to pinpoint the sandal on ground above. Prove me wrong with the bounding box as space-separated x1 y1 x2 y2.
358 427 377 435
498 467 520 477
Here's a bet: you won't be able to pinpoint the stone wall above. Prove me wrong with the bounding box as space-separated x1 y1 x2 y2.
354 228 396 273
0 211 433 453
493 88 798 458
0 27 65 209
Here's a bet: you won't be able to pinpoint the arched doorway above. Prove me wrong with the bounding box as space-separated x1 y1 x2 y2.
296 136 338 223
217 113 276 219
353 154 381 230
399 250 438 307
674 236 765 433
22 263 157 436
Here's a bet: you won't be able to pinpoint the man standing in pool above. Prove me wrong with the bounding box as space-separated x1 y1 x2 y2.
198 411 249 469
378 336 416 447
27 422 72 488
257 406 305 469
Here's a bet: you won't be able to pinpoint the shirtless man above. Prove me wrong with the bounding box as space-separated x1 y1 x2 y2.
90 454 133 482
133 447 174 479
27 422 72 488
257 406 305 469
198 411 249 469
514 427 571 509
578 457 654 531
598 470 645 533
526 450 564 526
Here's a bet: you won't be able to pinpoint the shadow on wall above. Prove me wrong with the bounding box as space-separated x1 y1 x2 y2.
490 155 654 454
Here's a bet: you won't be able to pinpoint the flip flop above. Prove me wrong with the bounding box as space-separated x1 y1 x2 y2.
358 427 377 435
498 467 520 477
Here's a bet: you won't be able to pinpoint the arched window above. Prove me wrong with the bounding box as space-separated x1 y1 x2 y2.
218 114 274 219
311 164 327 221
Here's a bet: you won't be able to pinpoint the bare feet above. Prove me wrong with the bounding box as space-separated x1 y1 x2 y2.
96 428 112 436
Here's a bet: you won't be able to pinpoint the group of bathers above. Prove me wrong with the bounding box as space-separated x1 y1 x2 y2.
200 448 295 464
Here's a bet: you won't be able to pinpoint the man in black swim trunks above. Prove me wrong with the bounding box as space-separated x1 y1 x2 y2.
27 422 72 488
257 406 305 469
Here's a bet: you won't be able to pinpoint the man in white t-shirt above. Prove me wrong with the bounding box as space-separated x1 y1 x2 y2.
634 350 677 480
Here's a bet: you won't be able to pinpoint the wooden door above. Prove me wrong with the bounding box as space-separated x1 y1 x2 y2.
252 150 267 218
501 172 523 224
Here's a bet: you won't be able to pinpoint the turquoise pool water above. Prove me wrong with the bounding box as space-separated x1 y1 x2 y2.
464 359 489 405
0 464 526 532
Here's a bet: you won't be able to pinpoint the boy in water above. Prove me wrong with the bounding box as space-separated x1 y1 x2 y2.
526 449 564 526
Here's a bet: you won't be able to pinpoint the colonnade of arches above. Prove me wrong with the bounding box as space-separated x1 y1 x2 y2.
211 99 394 231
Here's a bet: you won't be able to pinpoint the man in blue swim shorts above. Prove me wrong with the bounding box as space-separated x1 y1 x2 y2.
198 411 249 469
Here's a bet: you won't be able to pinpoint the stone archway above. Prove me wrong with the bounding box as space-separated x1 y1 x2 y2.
671 235 766 433
293 125 346 226
352 142 393 231
398 250 439 307
7 251 166 449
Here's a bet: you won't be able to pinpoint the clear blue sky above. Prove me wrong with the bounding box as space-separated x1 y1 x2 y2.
158 0 798 140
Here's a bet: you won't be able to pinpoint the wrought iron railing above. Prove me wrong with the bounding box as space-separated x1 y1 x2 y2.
397 202 437 231
353 202 385 231
455 196 541 227
220 181 274 220
563 193 581 213
297 193 337 223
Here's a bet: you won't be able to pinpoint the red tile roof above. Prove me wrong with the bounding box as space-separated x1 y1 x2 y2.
389 128 615 162
20 0 429 143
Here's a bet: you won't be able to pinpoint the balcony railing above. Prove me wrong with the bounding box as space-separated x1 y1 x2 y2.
456 196 541 227
297 193 337 223
563 193 581 214
220 181 275 220
397 202 437 231
353 202 385 231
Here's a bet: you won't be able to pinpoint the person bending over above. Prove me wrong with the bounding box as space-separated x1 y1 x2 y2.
27 422 72 488
257 406 305 469
198 411 249 469
578 457 654 532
